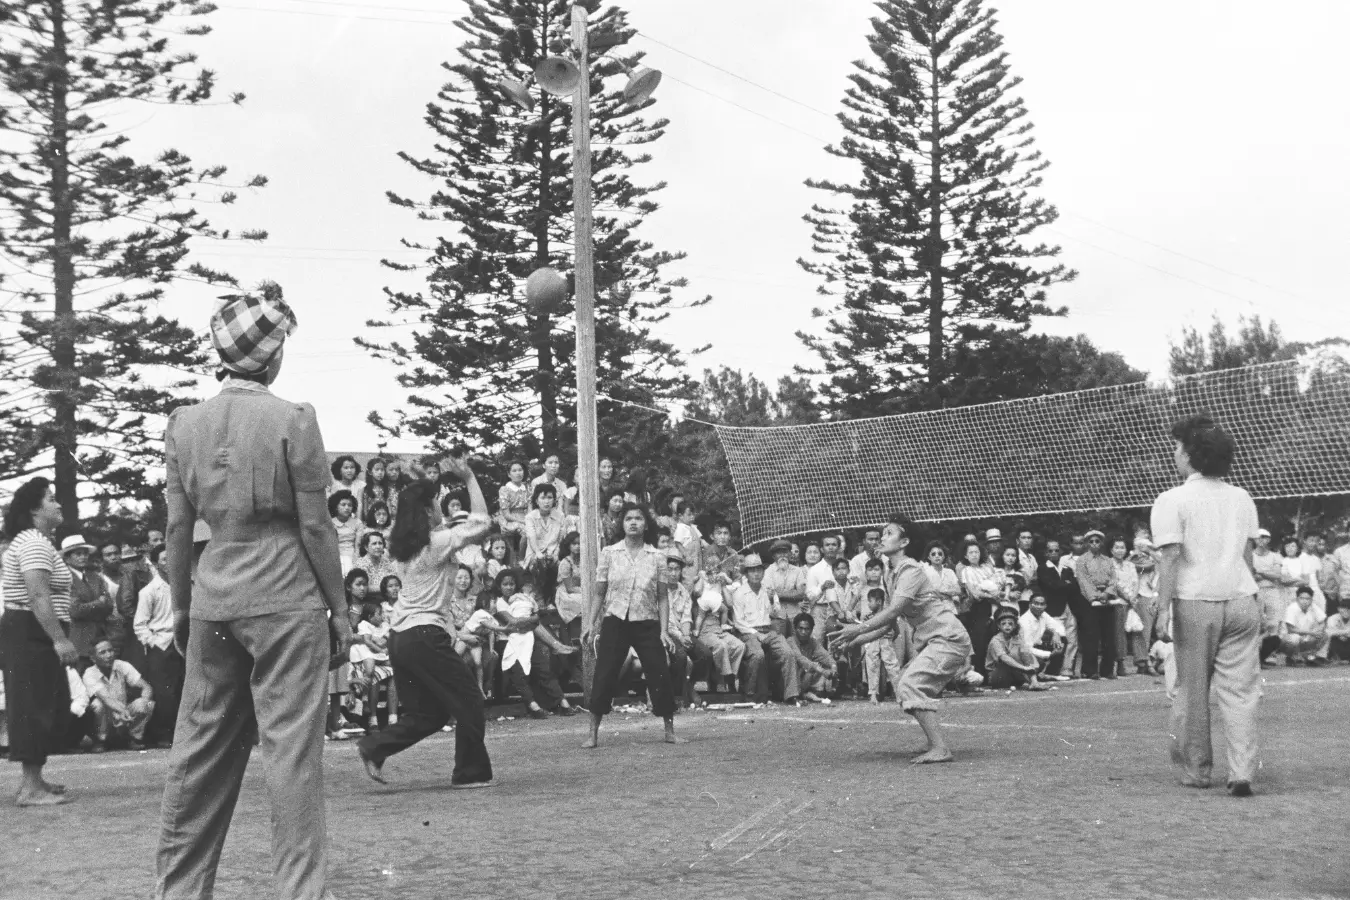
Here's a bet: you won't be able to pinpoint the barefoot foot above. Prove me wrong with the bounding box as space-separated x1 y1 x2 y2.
41 780 66 795
910 748 954 765
580 735 599 749
664 731 688 745
16 789 70 807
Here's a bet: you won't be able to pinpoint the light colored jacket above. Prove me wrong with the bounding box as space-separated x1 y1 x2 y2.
165 381 331 621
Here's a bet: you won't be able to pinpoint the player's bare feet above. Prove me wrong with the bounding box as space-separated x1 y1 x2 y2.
869 695 880 706
910 748 954 765
582 713 602 749
16 788 70 807
663 720 687 744
355 744 386 784
580 735 599 749
41 780 66 794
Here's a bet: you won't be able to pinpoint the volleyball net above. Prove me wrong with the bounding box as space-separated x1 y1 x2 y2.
715 353 1350 545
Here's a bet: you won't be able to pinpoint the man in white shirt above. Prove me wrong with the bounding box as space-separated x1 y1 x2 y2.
1152 413 1261 797
727 554 801 705
135 546 182 748
83 640 155 751
1018 594 1065 676
848 528 885 582
806 535 845 605
1293 535 1328 616
1280 587 1329 664
1015 529 1039 594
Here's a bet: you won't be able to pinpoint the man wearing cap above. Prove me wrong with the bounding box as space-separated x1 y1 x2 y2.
116 540 153 674
64 536 113 673
983 528 1004 563
155 281 352 900
727 553 802 705
1075 529 1118 679
135 546 181 748
1152 413 1262 797
762 539 806 638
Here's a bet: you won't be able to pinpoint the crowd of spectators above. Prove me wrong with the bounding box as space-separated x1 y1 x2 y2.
4 453 1349 757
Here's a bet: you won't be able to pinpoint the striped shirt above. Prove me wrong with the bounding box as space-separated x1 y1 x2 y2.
2 530 73 621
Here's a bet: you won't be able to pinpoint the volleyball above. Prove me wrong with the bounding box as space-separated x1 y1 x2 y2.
526 267 568 314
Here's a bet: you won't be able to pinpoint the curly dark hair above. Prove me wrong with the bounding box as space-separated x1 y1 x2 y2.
531 482 557 508
330 454 362 482
3 477 51 539
1170 413 1235 477
327 490 357 518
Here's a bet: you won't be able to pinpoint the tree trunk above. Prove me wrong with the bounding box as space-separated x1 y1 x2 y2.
925 43 945 395
49 0 80 526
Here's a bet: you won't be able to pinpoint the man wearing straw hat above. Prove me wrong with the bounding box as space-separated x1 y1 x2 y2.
154 282 352 900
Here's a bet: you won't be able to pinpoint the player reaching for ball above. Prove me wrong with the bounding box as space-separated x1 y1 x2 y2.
829 514 973 764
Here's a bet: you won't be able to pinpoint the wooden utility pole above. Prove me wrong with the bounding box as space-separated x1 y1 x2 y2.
571 3 602 703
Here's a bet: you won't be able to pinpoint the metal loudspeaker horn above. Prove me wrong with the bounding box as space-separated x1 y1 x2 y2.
622 66 662 107
497 77 534 111
535 56 581 96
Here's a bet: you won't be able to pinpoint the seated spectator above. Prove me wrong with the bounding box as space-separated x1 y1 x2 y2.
600 488 627 546
997 545 1029 610
485 534 514 583
330 455 365 520
363 501 391 541
328 490 361 574
692 574 745 694
344 569 370 615
985 607 1047 690
727 553 801 705
523 483 566 600
531 452 569 499
354 532 395 589
703 522 741 584
377 575 401 619
1325 603 1350 663
859 587 903 704
788 613 836 703
361 458 388 520
493 569 578 718
82 640 155 752
549 532 585 689
495 461 531 555
811 557 857 644
848 528 886 582
672 501 702 589
349 603 397 732
1281 586 1328 665
1017 594 1067 679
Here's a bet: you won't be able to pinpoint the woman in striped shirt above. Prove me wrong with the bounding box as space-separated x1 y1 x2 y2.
1 477 77 807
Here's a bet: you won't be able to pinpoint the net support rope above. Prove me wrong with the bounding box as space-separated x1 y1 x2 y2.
714 354 1350 545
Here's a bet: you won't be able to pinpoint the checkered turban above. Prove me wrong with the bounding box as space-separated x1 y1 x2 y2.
210 281 297 374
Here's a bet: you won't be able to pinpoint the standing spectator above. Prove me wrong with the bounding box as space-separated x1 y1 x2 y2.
1252 529 1297 663
1 477 77 807
134 546 182 748
65 535 112 673
997 546 1030 610
1039 540 1081 678
98 543 128 655
355 460 494 788
117 541 153 675
922 543 961 613
1075 530 1118 680
727 553 802 706
597 456 617 499
1015 529 1039 596
583 502 682 748
672 501 703 591
956 541 1000 676
805 534 844 607
1280 586 1328 665
361 457 389 520
848 528 886 582
82 639 155 752
1131 538 1162 674
156 284 353 899
328 490 361 575
1293 534 1327 615
762 539 807 637
1152 413 1261 796
531 452 569 498
1109 536 1139 675
329 455 365 520
859 586 904 704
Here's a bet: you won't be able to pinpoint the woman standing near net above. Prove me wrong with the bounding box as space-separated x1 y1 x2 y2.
354 458 495 788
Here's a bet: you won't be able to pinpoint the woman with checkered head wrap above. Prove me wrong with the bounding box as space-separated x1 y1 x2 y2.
210 280 296 383
155 281 353 900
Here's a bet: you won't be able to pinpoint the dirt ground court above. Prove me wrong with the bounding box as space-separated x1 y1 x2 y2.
2 666 1348 900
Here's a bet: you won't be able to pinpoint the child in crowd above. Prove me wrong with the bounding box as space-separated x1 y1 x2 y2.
361 457 387 516
349 603 398 732
457 603 508 698
692 578 745 693
1149 630 1176 700
328 490 360 574
859 586 904 704
364 501 391 538
378 575 401 619
985 606 1047 690
485 535 512 582
325 603 361 740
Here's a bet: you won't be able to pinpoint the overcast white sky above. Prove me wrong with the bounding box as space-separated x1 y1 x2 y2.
134 0 1350 454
